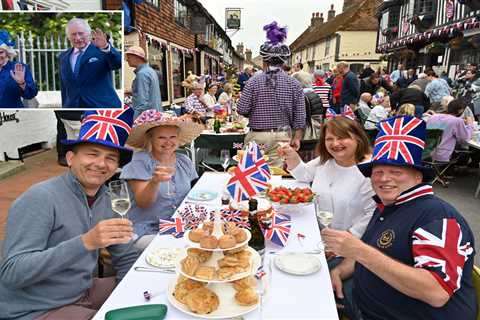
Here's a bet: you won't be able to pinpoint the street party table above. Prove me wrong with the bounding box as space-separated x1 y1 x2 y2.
93 172 338 320
467 134 480 198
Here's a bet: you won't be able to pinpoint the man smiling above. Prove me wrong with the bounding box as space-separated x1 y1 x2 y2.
322 116 477 320
0 109 138 320
59 18 122 108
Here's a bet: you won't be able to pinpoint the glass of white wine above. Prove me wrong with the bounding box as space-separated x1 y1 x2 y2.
109 180 131 219
155 161 176 197
314 193 334 230
220 149 230 172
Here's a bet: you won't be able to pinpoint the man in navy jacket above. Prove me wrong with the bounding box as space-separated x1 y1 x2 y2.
59 18 121 108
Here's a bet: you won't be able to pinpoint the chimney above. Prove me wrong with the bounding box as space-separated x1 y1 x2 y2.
236 42 244 56
328 4 335 21
319 12 324 24
310 12 324 28
245 49 252 62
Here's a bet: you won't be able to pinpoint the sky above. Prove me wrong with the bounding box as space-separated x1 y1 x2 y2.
197 0 346 56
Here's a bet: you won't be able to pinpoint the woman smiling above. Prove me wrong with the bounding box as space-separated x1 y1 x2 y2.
279 117 376 238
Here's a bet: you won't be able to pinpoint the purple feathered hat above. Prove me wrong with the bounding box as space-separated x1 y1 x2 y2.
259 21 290 65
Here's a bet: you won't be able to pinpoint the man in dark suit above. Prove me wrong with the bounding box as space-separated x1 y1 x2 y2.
59 18 122 108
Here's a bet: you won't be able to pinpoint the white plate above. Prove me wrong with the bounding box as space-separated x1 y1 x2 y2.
187 190 219 202
176 247 261 283
274 252 321 275
167 277 259 319
184 228 252 252
145 247 182 268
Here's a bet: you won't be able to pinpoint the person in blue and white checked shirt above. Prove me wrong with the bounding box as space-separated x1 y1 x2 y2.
237 21 306 167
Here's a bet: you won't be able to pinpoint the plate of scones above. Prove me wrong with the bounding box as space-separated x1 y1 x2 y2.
185 221 251 252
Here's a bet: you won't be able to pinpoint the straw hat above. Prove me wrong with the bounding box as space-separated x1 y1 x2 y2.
125 46 146 61
127 110 206 148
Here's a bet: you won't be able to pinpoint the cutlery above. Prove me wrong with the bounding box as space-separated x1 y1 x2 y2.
134 266 175 273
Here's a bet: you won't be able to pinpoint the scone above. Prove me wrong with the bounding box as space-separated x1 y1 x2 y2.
181 256 200 276
218 255 250 269
217 266 243 280
229 249 252 262
232 228 247 243
232 276 257 291
185 287 220 314
235 287 259 306
223 221 238 235
218 234 236 249
200 235 218 249
173 278 205 304
202 221 214 235
189 228 208 243
194 266 216 280
187 248 213 263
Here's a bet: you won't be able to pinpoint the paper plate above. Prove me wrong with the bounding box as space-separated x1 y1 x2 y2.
187 190 218 202
274 252 321 276
176 246 261 283
145 247 182 268
167 277 259 319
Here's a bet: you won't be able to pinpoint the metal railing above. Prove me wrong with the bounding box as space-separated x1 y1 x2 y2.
13 31 122 91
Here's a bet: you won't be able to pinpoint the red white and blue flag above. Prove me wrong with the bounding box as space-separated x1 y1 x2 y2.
227 142 271 202
81 109 132 145
374 116 425 164
325 106 355 120
412 218 473 294
158 217 185 236
220 208 243 222
262 212 291 247
325 108 337 120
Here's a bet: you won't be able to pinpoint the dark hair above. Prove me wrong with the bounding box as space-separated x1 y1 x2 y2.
297 62 303 69
282 64 291 72
425 69 437 77
467 69 477 75
370 72 380 79
315 117 371 164
447 98 466 116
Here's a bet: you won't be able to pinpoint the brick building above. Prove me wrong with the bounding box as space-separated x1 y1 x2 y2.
290 0 383 73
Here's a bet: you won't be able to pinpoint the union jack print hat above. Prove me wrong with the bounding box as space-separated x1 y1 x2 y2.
62 108 134 166
357 115 434 181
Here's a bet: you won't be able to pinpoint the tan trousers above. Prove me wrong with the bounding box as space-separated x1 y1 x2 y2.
60 119 81 140
244 131 289 167
36 277 116 320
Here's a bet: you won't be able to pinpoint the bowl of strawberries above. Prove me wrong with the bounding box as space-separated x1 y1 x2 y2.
266 186 315 209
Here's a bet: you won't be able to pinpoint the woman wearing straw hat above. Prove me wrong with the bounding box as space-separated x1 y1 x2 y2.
120 110 205 249
0 30 38 108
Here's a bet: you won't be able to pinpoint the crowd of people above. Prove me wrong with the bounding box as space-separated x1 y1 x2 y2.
0 20 478 320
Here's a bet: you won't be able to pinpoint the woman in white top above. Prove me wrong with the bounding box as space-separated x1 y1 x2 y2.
218 83 234 106
279 117 376 238
202 83 218 107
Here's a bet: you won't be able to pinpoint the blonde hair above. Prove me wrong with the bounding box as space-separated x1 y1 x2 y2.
398 103 416 116
0 47 17 59
223 83 234 95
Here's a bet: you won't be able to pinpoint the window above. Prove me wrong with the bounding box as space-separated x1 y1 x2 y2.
174 0 188 27
204 56 211 75
415 0 435 15
146 0 159 7
388 7 400 28
172 50 185 99
325 36 331 56
148 43 168 102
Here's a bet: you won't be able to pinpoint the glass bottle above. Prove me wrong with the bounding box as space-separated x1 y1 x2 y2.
213 117 221 134
247 198 265 255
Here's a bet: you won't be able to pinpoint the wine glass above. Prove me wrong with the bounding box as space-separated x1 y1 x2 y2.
314 193 334 230
109 180 131 219
155 161 176 197
276 125 292 148
220 149 230 172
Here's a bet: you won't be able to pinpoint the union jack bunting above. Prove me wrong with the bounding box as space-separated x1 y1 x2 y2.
412 218 473 294
220 208 243 222
262 212 291 247
374 116 425 165
158 217 185 235
227 142 271 202
81 109 133 145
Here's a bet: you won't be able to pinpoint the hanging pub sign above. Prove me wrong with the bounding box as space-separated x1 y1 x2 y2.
225 8 241 29
446 0 455 20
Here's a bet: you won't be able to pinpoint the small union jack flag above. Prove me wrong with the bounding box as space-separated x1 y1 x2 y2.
81 109 132 145
325 106 355 120
233 142 244 149
412 218 473 294
325 108 337 120
158 217 185 235
227 142 271 202
255 266 266 279
220 208 243 222
374 116 425 165
262 212 291 247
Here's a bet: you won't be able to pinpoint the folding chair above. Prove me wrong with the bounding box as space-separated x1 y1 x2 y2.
422 129 452 187
193 134 245 173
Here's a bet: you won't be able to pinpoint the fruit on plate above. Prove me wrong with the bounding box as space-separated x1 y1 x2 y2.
267 186 314 204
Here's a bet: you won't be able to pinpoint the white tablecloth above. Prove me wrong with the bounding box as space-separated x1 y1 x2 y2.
93 173 339 320
0 110 57 161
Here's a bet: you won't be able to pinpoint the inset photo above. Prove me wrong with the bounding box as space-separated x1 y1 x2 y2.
0 11 123 109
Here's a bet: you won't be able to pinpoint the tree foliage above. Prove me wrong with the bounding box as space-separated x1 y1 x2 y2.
0 12 122 42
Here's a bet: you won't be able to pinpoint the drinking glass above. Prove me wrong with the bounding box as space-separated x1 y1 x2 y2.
276 125 292 148
314 193 334 230
154 161 176 197
109 180 131 219
220 149 230 172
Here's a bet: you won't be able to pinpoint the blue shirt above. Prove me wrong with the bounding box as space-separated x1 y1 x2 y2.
425 78 451 103
354 184 477 320
0 60 38 108
120 151 198 235
132 63 163 119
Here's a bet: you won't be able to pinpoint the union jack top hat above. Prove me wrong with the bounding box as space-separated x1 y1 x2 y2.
62 108 134 166
358 115 434 181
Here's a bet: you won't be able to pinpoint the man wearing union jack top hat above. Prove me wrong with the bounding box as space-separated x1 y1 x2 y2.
0 109 140 320
322 115 477 320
